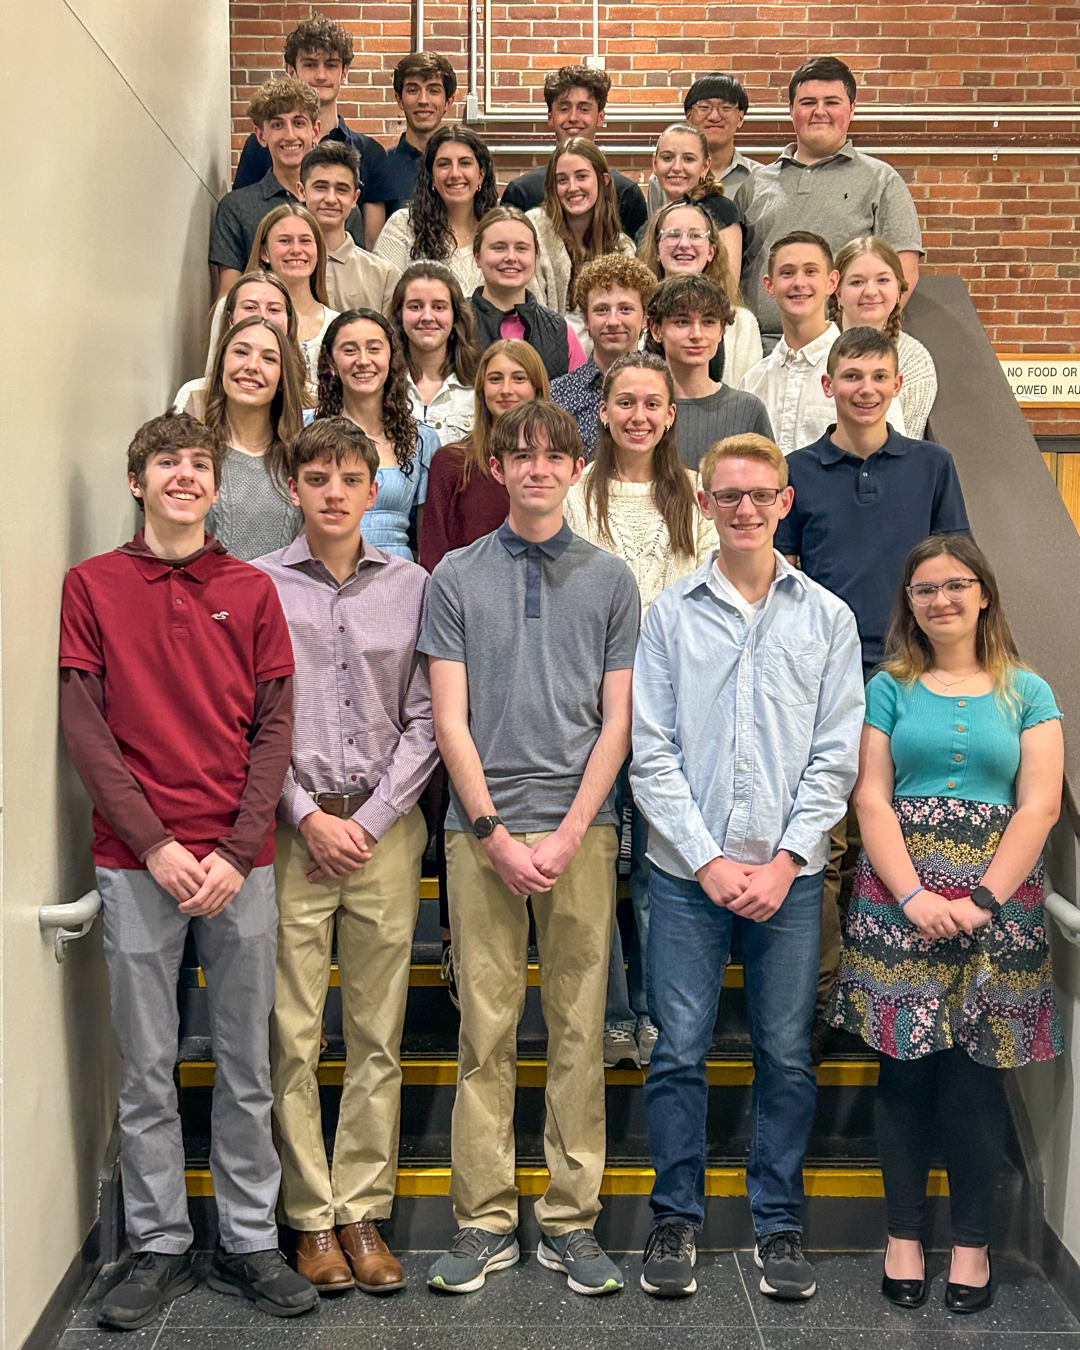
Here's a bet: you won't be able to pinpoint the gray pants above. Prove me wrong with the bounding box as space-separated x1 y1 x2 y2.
97 865 281 1254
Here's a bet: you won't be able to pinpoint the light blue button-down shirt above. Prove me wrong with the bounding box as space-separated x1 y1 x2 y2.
631 550 865 881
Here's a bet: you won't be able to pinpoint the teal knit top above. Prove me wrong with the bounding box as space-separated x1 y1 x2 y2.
865 669 1061 807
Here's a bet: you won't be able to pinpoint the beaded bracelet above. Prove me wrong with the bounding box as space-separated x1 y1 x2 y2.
897 886 925 909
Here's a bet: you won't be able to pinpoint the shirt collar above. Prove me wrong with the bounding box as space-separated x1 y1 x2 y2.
814 425 908 465
581 358 603 388
281 530 390 582
775 321 840 367
497 519 574 560
395 133 422 160
329 233 357 262
778 138 857 168
687 547 807 604
118 529 226 581
259 167 295 199
720 147 756 178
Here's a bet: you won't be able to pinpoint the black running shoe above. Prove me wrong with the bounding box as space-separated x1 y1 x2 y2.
99 1250 197 1330
755 1230 817 1299
208 1247 318 1317
640 1218 697 1297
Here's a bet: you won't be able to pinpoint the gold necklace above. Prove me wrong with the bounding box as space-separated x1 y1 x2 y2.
928 667 982 695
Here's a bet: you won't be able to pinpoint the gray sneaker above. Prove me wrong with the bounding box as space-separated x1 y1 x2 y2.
603 1021 640 1069
636 1016 658 1066
537 1229 624 1295
427 1227 519 1293
754 1231 817 1299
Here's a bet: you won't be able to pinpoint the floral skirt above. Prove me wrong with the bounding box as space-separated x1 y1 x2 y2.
830 795 1062 1068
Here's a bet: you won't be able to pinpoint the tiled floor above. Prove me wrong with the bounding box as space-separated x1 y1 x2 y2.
61 1250 1080 1350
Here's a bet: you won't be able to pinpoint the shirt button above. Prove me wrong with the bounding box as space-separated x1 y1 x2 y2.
958 725 965 732
958 700 966 707
348 738 354 745
341 663 348 670
175 597 183 605
345 699 351 707
740 763 748 770
954 753 963 762
350 775 357 782
862 471 868 477
948 780 956 789
339 625 345 633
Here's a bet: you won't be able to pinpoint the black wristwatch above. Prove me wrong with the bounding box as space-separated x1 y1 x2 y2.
971 885 1002 917
781 848 809 868
471 814 504 840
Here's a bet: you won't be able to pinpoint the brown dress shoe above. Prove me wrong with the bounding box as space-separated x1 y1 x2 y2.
295 1229 354 1293
337 1220 406 1293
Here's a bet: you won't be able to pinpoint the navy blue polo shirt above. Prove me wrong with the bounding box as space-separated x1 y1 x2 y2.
774 427 970 673
381 134 424 217
232 118 391 208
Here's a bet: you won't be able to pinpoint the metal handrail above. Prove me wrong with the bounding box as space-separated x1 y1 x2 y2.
39 889 101 963
1044 890 1080 949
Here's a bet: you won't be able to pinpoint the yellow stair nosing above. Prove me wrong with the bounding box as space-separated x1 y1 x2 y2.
196 961 745 990
185 1164 946 1200
178 1057 879 1089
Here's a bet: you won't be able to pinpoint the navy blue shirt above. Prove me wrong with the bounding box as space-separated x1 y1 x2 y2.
502 165 648 239
381 134 425 218
774 427 970 673
232 118 391 208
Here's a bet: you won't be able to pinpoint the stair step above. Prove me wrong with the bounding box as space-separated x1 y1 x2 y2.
190 960 745 990
177 1057 879 1089
184 1164 948 1199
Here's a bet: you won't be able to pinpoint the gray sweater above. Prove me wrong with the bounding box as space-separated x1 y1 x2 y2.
676 385 774 472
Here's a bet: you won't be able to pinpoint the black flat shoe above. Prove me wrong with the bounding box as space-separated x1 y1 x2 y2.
882 1272 929 1308
945 1250 992 1314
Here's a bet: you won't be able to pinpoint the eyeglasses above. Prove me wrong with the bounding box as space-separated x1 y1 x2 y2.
692 101 739 117
905 577 981 605
660 229 710 244
708 487 783 509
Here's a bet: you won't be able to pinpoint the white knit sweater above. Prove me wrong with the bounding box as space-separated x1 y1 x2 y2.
564 468 714 613
896 331 939 439
373 208 485 298
526 208 636 313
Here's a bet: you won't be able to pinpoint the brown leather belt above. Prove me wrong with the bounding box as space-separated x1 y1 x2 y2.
310 790 372 818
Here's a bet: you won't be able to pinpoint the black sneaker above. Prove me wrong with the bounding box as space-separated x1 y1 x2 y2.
754 1231 817 1299
99 1250 197 1330
208 1246 319 1317
640 1218 697 1297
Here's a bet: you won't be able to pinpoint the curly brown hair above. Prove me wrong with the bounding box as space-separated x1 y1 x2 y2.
543 64 611 112
284 16 354 68
248 77 319 129
315 309 421 474
127 411 224 502
408 126 498 264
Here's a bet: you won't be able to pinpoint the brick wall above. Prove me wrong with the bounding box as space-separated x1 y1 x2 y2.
230 1 1080 433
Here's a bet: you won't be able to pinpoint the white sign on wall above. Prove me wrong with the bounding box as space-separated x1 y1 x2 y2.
998 355 1080 407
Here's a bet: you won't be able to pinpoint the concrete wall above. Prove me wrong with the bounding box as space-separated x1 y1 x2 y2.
0 2 229 1344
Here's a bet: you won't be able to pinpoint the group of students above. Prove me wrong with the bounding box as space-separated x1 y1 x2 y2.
62 14 1066 1333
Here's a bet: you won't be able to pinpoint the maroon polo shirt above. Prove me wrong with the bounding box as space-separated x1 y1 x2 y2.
60 533 295 870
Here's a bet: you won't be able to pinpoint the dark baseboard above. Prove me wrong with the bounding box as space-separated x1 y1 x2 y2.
1041 1219 1080 1325
21 1222 102 1350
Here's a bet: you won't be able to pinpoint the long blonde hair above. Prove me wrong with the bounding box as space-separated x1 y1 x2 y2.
459 339 550 486
637 200 740 306
829 236 908 343
883 534 1029 709
246 203 330 307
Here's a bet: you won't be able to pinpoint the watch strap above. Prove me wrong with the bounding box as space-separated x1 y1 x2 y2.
971 884 1002 916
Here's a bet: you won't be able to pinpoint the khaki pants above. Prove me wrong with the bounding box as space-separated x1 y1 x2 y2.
446 826 618 1236
818 802 861 1010
270 807 426 1229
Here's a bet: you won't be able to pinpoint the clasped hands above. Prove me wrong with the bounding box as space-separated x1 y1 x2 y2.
901 889 992 940
299 810 376 883
146 840 245 916
695 852 801 922
484 825 582 896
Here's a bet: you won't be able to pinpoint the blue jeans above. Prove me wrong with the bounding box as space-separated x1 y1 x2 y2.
644 865 822 1236
606 766 651 1025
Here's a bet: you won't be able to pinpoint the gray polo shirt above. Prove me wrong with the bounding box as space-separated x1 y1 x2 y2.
676 384 774 471
209 168 364 273
734 140 923 342
418 520 640 832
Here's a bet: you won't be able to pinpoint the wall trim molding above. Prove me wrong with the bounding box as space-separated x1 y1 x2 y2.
19 1223 101 1350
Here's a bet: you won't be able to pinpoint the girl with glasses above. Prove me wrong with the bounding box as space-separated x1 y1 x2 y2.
643 122 743 281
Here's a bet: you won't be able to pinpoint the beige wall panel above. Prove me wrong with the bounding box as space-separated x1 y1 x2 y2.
0 2 228 1345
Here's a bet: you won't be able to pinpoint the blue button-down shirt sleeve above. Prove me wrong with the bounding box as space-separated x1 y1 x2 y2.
631 604 725 876
777 605 865 863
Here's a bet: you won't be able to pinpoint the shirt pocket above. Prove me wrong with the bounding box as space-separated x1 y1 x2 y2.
761 641 828 707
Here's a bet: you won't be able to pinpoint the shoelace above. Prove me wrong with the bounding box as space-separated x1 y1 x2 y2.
308 1231 334 1253
562 1230 604 1262
352 1221 380 1253
760 1231 802 1264
125 1252 171 1284
606 1026 636 1044
644 1220 692 1263
450 1227 501 1258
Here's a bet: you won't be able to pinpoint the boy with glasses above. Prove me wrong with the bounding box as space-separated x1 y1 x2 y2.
646 73 755 213
774 325 969 1034
632 432 864 1302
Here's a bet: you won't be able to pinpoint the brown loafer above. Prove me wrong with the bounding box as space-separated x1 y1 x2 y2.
295 1228 354 1293
337 1220 405 1293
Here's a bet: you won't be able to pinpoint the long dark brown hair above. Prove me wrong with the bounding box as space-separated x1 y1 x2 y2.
315 309 421 474
389 261 480 387
408 126 498 263
584 352 697 558
541 138 625 306
203 315 306 493
883 534 1029 707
